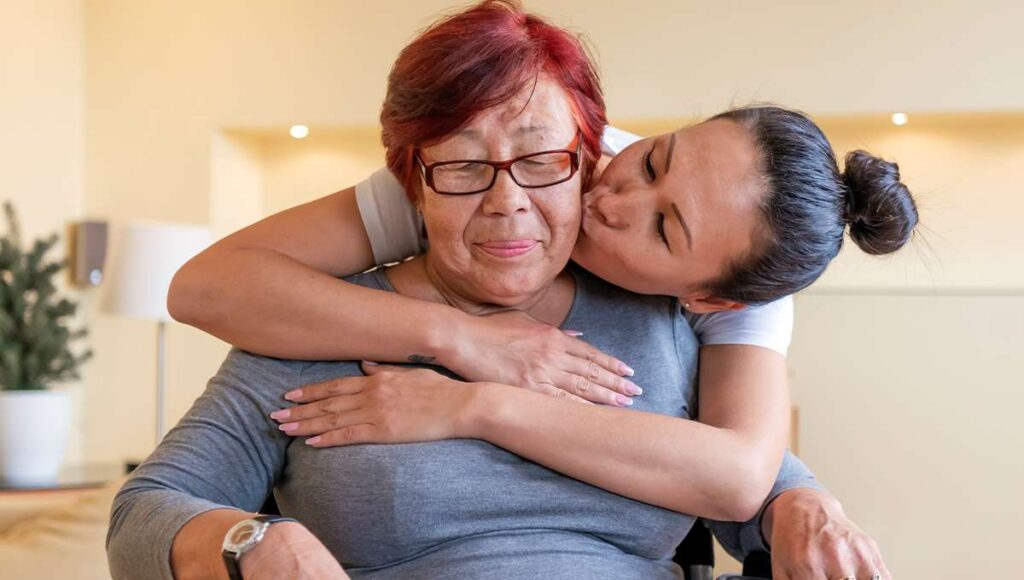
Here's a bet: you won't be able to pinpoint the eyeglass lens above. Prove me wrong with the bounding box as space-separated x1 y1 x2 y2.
432 152 573 193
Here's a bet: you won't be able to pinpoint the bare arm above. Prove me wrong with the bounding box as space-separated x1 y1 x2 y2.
105 353 337 580
759 488 892 579
169 188 458 362
170 187 633 403
464 344 789 521
282 344 790 522
170 509 254 579
170 510 344 580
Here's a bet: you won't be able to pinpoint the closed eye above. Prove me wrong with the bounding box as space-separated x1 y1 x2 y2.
656 213 669 249
643 149 656 181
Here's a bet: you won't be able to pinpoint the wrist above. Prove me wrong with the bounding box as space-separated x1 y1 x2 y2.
237 521 306 575
457 381 507 440
761 487 843 547
427 305 476 372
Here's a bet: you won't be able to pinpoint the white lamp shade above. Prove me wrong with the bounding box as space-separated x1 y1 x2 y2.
102 222 213 321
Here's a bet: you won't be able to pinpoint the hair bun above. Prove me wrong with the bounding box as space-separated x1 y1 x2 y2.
842 150 918 255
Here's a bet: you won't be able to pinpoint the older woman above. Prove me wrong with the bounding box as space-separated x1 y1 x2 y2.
108 69 829 579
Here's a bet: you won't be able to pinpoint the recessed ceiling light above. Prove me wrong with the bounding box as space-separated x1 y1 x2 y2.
290 125 310 139
891 113 908 126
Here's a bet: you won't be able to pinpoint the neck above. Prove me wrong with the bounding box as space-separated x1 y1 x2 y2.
385 256 574 327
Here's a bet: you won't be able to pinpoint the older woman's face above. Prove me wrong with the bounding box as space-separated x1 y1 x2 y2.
416 76 581 307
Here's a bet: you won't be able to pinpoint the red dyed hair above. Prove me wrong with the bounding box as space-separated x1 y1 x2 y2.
380 0 607 201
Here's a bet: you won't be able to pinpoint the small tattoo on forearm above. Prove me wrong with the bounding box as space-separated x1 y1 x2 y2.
408 354 436 365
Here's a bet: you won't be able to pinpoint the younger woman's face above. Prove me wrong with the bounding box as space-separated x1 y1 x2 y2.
571 119 767 307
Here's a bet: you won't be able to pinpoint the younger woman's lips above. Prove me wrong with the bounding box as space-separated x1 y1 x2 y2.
477 240 538 258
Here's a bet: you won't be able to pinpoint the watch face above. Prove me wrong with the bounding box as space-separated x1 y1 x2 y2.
224 520 264 552
230 525 257 545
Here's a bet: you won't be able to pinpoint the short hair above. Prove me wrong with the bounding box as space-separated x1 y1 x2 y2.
380 0 606 201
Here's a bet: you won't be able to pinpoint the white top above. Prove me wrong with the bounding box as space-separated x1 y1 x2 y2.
355 126 793 356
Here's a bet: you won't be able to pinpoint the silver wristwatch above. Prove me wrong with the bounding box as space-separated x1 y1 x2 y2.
221 515 298 580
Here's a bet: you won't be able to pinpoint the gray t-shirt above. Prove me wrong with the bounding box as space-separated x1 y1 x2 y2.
107 265 823 580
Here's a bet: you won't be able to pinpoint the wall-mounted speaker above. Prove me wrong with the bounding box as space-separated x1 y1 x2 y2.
67 220 108 287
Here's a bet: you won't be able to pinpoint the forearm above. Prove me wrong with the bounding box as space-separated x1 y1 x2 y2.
107 485 249 580
466 382 778 521
704 451 825 562
171 248 464 362
170 509 256 580
108 354 299 580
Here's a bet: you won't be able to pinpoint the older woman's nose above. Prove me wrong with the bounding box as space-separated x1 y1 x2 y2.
481 172 532 216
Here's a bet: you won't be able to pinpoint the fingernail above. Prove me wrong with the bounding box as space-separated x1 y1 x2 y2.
619 363 635 377
626 383 643 396
563 330 584 337
270 409 290 420
284 389 302 401
362 360 379 366
616 395 633 407
305 436 321 446
278 422 298 432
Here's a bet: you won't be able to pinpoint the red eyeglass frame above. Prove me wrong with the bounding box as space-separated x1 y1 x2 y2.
413 130 583 195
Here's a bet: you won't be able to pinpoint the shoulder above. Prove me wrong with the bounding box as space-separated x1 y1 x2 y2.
217 348 308 383
569 262 676 314
354 168 425 265
568 263 697 348
685 296 794 356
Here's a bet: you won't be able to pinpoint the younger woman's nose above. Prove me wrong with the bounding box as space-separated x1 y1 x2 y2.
594 191 629 230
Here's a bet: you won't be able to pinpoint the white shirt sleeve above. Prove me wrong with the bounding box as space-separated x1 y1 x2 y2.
354 167 428 265
683 296 794 356
601 125 642 155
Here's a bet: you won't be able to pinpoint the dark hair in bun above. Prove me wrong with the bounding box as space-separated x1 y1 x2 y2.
843 150 918 255
704 105 919 305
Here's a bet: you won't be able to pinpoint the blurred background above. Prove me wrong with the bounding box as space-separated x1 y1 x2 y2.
1 0 1022 578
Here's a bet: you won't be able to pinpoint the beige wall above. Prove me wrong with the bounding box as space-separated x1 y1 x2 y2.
259 129 385 217
1 0 86 463
789 291 1024 574
4 0 1022 577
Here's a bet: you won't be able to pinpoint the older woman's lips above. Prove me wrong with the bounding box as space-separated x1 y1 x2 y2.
477 240 538 258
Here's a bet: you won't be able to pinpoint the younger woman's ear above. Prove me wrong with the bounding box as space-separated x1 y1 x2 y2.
679 294 747 314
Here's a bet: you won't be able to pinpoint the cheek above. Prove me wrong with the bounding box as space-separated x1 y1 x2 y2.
550 197 581 239
421 197 478 254
538 181 582 239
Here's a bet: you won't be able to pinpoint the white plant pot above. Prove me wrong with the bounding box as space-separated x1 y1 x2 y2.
0 389 71 485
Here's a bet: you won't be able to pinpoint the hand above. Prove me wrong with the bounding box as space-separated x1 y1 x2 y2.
239 521 349 579
271 364 476 448
764 488 891 580
446 310 640 407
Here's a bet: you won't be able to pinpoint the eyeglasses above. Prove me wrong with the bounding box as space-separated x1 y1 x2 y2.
414 131 582 195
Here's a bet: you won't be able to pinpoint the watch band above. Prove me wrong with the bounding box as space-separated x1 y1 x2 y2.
222 515 298 580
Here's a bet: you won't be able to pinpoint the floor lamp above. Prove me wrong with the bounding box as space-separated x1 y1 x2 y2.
103 222 212 445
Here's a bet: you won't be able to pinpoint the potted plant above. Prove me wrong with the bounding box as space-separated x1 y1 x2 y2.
0 202 92 484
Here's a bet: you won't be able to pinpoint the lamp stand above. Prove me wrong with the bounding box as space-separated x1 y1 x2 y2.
156 320 166 445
